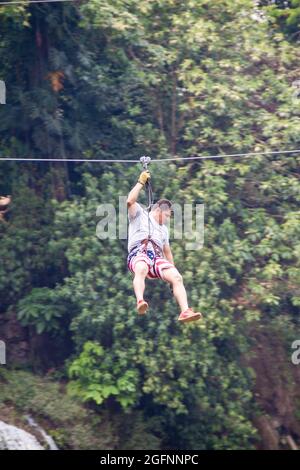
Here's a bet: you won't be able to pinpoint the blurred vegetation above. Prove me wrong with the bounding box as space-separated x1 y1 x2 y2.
0 0 299 449
0 369 162 449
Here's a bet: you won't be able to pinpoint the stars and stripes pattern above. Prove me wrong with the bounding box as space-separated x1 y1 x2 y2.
127 250 174 280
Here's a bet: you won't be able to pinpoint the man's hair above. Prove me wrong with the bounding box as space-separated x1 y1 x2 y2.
151 198 173 212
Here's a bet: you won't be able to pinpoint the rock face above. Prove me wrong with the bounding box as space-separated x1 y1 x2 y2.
0 311 30 365
0 420 44 450
246 326 300 449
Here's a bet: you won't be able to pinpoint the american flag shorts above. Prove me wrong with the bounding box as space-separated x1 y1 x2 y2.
127 246 175 280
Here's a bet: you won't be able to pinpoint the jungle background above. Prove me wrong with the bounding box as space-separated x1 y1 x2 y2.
0 0 300 450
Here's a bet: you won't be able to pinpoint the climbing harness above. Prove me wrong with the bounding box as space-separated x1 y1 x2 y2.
127 238 163 267
140 156 154 241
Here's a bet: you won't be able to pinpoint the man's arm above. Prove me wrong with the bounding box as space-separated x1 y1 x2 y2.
127 171 150 218
163 244 174 265
127 182 144 218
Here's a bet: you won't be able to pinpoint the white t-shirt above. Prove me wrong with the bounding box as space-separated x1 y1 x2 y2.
127 203 169 253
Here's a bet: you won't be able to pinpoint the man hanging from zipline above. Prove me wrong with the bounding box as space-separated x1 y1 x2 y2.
0 195 11 223
127 164 202 323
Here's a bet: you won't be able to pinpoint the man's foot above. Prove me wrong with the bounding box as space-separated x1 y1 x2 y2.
137 299 149 315
178 308 202 323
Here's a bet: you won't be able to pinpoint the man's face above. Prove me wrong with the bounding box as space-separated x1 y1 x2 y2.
157 208 172 225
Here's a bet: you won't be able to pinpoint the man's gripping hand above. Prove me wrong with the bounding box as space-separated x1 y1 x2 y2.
138 170 151 186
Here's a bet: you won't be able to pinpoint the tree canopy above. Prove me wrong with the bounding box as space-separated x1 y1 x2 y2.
0 0 299 450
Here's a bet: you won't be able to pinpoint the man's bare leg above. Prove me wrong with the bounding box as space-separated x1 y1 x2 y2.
162 268 189 312
133 261 149 313
133 261 148 300
162 267 202 322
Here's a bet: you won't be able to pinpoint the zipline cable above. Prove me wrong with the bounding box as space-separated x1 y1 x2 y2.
0 148 300 163
0 0 78 5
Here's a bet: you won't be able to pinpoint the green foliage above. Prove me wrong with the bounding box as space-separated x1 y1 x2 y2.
68 341 140 409
0 369 161 450
0 0 300 449
0 184 60 309
0 369 86 422
262 0 300 38
17 287 69 334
